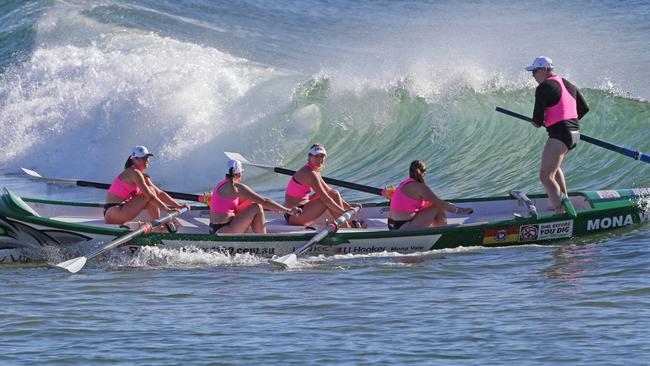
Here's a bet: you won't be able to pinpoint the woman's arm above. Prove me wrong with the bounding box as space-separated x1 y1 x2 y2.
144 175 190 211
237 183 301 215
306 172 346 216
130 170 178 212
419 184 472 215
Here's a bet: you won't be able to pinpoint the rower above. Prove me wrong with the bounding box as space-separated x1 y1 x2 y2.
387 160 473 231
209 159 302 234
283 144 363 228
104 146 189 227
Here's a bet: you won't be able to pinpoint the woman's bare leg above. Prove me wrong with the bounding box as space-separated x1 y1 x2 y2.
104 195 150 224
218 203 265 234
540 139 568 212
287 200 327 227
400 205 447 230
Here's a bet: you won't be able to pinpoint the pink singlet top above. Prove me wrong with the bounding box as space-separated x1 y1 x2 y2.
210 179 239 214
285 163 316 200
107 176 142 200
543 75 578 127
389 178 426 214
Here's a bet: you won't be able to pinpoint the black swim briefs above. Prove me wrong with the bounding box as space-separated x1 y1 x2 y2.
547 122 580 150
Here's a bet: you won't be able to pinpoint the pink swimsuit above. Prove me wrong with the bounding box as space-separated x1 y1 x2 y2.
389 178 426 214
285 164 315 200
210 179 239 214
107 176 142 200
543 75 578 127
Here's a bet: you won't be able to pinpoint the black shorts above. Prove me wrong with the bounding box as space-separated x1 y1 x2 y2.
103 201 126 216
209 221 231 234
387 217 414 231
284 204 305 222
547 122 580 150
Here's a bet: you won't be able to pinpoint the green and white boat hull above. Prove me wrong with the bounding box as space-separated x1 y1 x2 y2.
0 187 648 263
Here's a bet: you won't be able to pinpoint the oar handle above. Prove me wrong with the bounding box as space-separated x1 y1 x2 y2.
495 107 534 123
273 167 382 196
294 206 360 256
76 180 110 189
495 106 650 164
76 181 200 201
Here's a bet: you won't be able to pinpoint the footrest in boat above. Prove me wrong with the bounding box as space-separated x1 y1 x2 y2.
509 190 538 219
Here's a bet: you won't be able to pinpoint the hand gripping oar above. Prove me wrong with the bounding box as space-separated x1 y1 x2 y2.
269 206 360 270
56 207 189 273
21 168 206 202
495 107 650 164
224 152 383 196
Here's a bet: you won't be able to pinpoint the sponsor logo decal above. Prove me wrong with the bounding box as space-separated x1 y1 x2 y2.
587 213 649 231
132 245 277 255
338 235 440 254
596 190 620 199
483 227 518 245
336 245 426 254
519 220 573 242
519 225 538 241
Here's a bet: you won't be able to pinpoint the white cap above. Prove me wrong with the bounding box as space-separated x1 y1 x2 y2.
309 145 327 156
131 146 154 158
226 159 244 175
525 56 553 71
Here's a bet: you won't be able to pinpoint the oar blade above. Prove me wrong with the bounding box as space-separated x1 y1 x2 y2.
21 167 77 185
55 208 188 274
22 168 199 201
224 152 251 164
56 256 87 273
21 167 43 178
268 253 298 269
224 151 277 172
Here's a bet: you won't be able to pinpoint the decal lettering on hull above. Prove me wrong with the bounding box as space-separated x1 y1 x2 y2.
596 190 620 199
632 188 650 197
519 220 573 242
587 214 634 231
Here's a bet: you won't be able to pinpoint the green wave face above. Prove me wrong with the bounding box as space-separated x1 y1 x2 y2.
246 76 650 200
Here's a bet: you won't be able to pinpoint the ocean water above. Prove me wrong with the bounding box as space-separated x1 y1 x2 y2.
1 0 650 364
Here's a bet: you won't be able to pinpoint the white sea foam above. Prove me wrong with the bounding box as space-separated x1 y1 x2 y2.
0 6 296 190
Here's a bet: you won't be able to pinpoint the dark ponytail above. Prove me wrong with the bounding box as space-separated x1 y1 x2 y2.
409 160 426 183
225 167 239 194
124 156 134 169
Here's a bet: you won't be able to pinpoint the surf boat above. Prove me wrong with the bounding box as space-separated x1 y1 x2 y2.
0 187 648 264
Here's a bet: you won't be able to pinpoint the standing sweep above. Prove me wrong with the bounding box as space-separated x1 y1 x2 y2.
525 56 589 214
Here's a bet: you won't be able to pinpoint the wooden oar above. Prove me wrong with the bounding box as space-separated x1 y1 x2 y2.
496 107 650 164
56 207 189 273
268 207 360 269
21 167 205 202
224 152 383 196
